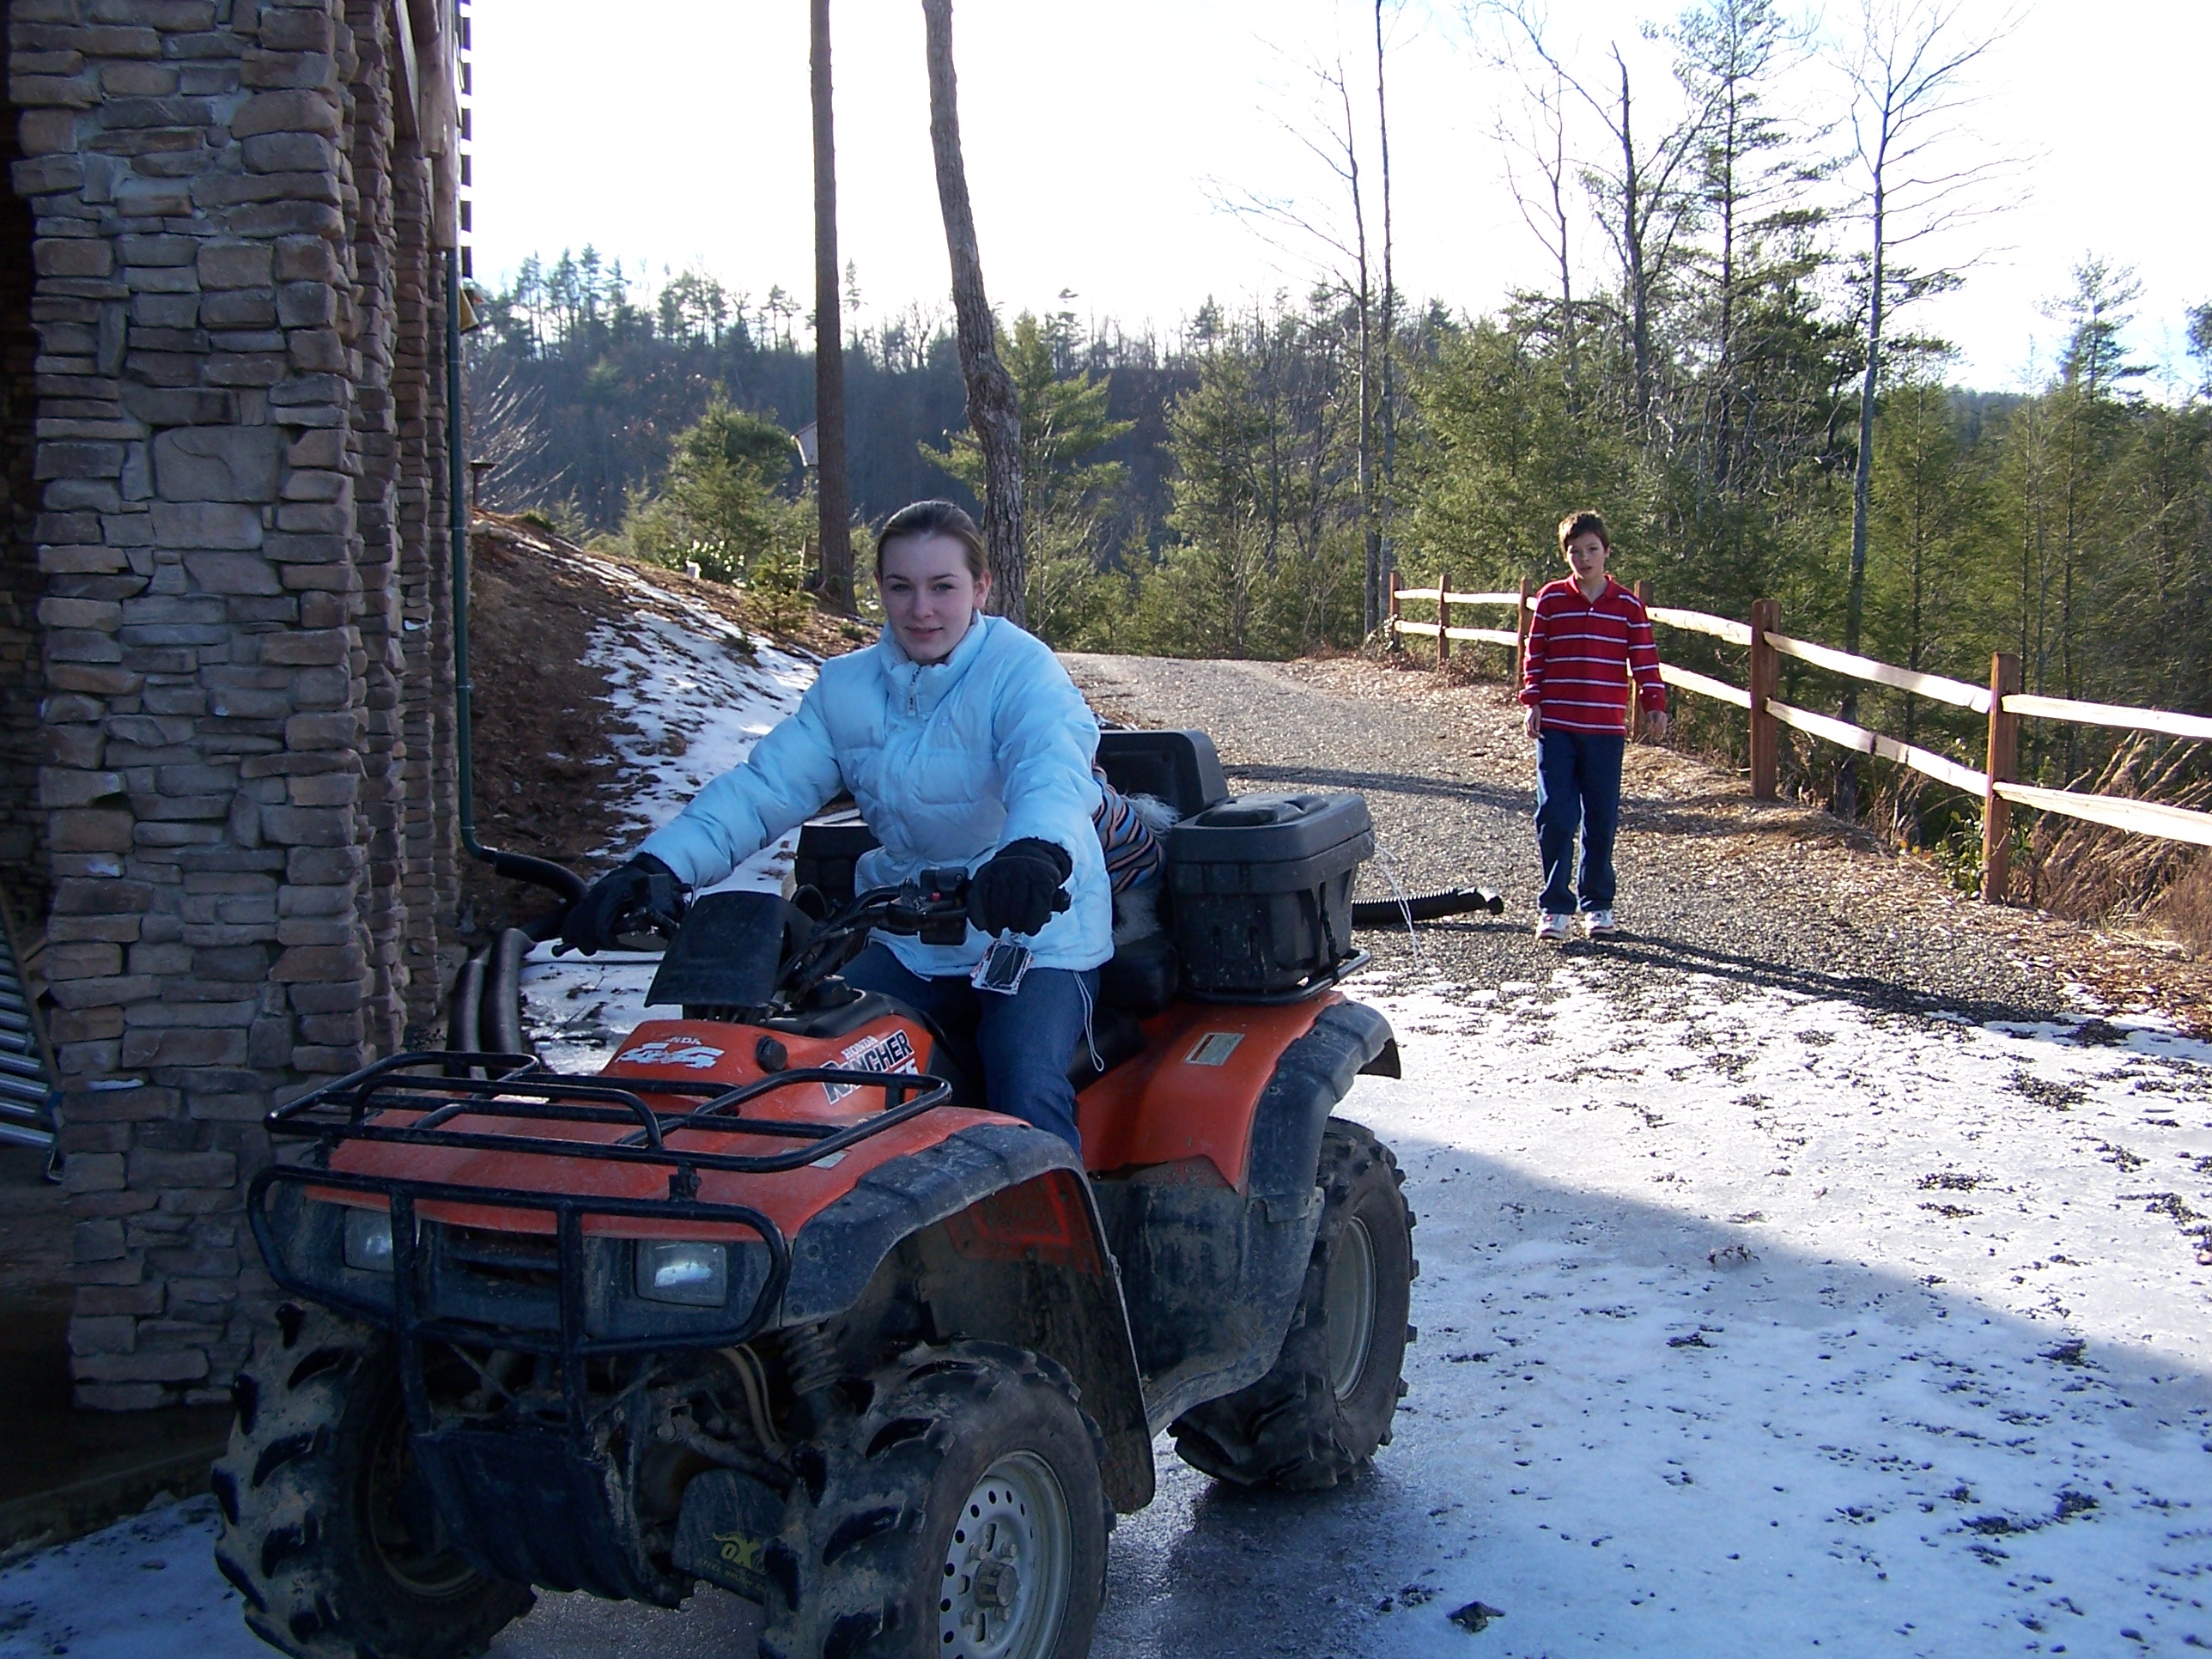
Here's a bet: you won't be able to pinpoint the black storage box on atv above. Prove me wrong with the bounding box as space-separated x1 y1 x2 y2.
1169 792 1372 997
792 811 877 908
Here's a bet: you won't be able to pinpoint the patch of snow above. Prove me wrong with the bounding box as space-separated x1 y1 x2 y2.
1304 964 2212 1656
510 551 833 1067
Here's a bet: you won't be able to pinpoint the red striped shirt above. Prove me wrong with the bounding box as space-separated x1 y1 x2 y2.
1520 576 1666 735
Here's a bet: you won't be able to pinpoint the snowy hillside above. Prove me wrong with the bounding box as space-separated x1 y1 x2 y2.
517 553 823 1066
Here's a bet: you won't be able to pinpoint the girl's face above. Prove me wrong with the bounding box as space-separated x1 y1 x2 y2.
879 532 989 665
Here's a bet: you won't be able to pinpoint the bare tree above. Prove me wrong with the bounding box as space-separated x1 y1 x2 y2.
1837 0 2010 810
1373 0 1400 637
1492 64 1582 404
811 0 855 613
1672 0 1826 499
921 0 1027 622
1211 53 1376 635
1485 2 1720 431
460 349 558 512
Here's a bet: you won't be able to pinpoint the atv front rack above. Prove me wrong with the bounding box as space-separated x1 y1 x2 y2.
264 1048 955 1186
248 1052 955 1417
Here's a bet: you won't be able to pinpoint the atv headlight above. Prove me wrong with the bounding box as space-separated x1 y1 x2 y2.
343 1206 396 1272
636 1241 727 1307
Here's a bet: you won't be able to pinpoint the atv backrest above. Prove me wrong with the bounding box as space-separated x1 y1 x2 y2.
1095 729 1230 819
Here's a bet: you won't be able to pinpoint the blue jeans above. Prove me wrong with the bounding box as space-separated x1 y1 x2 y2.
1534 730 1624 916
840 944 1095 1154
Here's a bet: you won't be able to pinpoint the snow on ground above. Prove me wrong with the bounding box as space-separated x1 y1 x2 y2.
13 962 2207 1659
517 557 825 1064
1279 967 2212 1658
579 560 817 854
10 588 2211 1655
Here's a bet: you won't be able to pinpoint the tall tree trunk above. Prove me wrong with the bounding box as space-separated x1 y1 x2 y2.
1839 151 1883 818
1615 53 1653 429
811 0 854 613
921 0 1026 622
1334 74 1376 639
1374 0 1397 640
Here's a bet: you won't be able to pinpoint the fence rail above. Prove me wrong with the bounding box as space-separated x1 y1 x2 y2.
1383 573 2212 902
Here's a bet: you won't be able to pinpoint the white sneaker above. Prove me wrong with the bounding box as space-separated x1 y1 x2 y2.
1582 908 1618 937
1534 913 1572 942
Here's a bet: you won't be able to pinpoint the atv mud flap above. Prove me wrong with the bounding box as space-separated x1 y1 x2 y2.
1092 1179 1323 1431
672 1468 787 1602
411 1425 672 1603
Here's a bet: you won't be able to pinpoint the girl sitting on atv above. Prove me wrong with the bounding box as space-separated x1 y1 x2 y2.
562 499 1109 1153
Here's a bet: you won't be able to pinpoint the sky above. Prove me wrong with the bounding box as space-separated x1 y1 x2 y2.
467 1 2209 393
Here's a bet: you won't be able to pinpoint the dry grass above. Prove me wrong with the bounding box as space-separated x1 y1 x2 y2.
2021 736 2212 958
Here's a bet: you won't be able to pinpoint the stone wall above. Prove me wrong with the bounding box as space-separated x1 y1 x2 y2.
0 70 42 916
7 0 461 1407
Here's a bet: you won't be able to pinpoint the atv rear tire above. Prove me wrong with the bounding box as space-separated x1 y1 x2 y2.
760 1341 1110 1659
1170 1118 1414 1489
210 1304 533 1659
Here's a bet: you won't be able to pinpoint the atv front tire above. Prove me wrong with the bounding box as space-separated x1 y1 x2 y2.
211 1304 533 1659
761 1340 1110 1659
1171 1117 1414 1489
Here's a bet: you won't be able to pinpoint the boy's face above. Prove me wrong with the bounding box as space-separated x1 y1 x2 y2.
1564 530 1611 586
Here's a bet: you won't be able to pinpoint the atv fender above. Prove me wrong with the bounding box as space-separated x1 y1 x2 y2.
1091 999 1397 1433
1245 1000 1397 1204
781 1120 1155 1513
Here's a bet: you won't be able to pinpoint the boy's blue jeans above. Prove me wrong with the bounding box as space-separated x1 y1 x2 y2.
841 943 1095 1155
1534 729 1624 916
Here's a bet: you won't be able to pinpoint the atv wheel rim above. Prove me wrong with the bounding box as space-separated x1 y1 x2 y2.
939 1449 1073 1659
363 1386 481 1598
1325 1215 1378 1398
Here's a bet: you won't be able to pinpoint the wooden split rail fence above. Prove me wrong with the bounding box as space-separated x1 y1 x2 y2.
1386 572 2212 904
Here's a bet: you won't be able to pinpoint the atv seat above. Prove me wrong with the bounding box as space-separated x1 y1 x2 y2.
1070 1002 1146 1092
1093 728 1229 817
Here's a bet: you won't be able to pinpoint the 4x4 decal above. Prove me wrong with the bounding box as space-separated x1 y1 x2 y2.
612 1035 726 1070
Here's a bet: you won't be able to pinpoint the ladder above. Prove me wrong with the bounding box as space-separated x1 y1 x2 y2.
0 894 56 1156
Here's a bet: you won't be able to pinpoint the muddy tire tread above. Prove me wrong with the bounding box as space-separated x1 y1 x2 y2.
210 1304 533 1659
758 1340 1110 1659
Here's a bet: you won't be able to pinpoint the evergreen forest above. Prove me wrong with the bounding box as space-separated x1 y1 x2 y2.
463 0 2212 903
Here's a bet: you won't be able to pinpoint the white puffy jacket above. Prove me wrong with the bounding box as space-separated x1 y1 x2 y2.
639 613 1110 977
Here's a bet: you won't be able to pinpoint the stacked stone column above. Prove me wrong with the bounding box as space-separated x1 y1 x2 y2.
9 0 459 1406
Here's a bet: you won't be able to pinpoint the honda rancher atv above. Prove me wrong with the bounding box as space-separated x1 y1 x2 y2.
215 731 1413 1659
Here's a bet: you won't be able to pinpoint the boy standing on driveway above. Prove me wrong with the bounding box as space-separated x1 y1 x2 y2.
1520 511 1668 941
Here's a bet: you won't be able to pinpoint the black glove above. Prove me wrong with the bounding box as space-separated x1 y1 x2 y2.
561 854 687 955
967 839 1073 937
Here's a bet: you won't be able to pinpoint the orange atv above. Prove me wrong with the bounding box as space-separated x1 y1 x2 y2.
213 732 1413 1659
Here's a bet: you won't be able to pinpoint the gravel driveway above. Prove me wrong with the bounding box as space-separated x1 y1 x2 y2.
1061 653 2074 1028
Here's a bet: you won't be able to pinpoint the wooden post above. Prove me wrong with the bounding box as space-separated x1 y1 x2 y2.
1630 580 1652 739
1982 650 2021 904
1386 568 1401 653
1436 568 1450 672
1515 576 1532 686
1748 598 1780 801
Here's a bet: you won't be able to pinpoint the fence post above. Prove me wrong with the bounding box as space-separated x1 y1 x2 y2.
1436 568 1450 672
1982 651 2021 904
1515 576 1532 686
1386 568 1401 653
1748 598 1780 801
